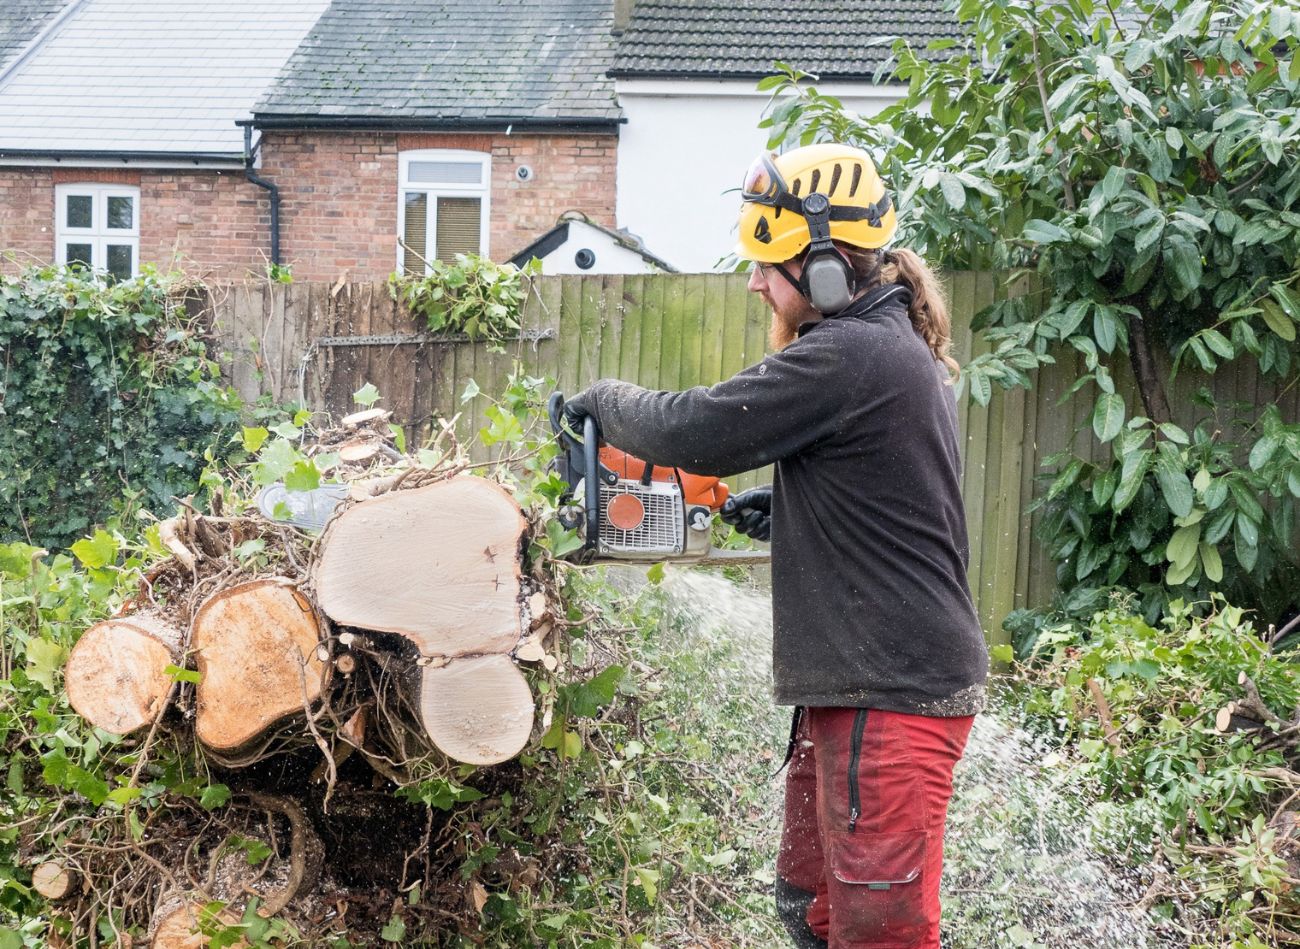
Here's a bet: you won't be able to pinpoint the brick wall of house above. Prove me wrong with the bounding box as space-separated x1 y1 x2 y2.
262 129 619 282
0 130 618 282
0 166 267 280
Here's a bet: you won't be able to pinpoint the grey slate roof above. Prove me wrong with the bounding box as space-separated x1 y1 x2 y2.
610 0 962 78
0 0 331 159
0 0 73 73
253 0 622 126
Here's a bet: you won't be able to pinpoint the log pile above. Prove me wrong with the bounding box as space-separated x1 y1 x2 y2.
56 434 567 945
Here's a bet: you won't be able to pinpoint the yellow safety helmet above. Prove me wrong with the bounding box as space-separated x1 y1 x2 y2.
734 143 896 264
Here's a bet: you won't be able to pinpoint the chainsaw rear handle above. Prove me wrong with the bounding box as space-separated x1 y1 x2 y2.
547 391 601 556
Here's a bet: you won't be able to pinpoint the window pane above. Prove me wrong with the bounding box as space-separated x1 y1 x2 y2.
107 196 134 230
106 244 133 281
435 197 481 262
402 192 428 273
65 243 93 268
66 195 92 229
407 160 482 185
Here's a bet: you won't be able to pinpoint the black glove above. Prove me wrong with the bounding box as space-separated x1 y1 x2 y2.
562 389 596 439
720 486 772 542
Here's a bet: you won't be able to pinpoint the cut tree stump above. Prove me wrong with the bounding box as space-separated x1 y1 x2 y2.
191 579 325 753
314 477 528 658
418 654 535 765
65 614 183 735
151 898 243 949
31 860 78 900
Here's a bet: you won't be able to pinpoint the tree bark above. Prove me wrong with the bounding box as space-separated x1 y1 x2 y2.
64 614 183 735
1125 310 1172 425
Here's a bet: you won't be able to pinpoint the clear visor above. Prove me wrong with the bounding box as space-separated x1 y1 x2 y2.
741 153 784 203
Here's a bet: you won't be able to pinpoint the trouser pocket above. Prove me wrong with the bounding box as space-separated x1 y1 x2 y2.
826 828 928 946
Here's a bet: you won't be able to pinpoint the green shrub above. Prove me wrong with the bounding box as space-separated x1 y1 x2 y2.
0 266 246 550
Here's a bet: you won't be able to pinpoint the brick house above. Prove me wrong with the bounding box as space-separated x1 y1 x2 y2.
0 0 624 283
0 0 957 280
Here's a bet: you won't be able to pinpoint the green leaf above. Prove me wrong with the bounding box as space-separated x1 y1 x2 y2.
1249 434 1280 471
1092 392 1125 443
1236 517 1259 571
71 529 118 569
1166 524 1201 569
1193 467 1211 492
460 379 481 404
1200 329 1234 360
0 541 45 578
1200 543 1224 583
353 382 381 407
562 665 625 718
939 174 965 210
990 643 1015 664
380 916 406 942
284 458 321 491
1163 240 1203 296
269 421 301 441
1155 451 1194 518
1021 219 1070 243
200 784 231 809
25 637 65 692
1261 299 1296 341
1114 449 1152 513
1159 423 1190 446
634 867 661 903
645 561 666 585
241 426 269 453
165 664 201 684
255 439 300 483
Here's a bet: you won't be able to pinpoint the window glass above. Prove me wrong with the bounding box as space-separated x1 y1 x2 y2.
403 192 428 273
435 198 482 262
66 195 92 229
65 243 93 268
106 245 133 281
107 196 134 230
407 161 482 185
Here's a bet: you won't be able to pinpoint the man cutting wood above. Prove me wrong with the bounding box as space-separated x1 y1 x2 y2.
563 143 988 948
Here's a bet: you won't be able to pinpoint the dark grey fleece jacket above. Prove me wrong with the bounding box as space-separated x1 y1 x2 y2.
580 285 988 715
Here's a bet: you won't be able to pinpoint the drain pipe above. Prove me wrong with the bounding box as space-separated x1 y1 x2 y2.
243 125 280 265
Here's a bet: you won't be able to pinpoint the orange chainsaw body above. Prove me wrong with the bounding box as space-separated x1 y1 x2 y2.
597 445 731 510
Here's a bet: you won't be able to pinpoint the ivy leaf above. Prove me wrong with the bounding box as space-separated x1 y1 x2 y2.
253 439 299 484
562 665 625 718
200 784 231 810
990 643 1015 664
460 379 481 404
25 638 65 692
0 541 46 578
71 529 118 569
634 867 661 903
284 459 321 492
241 426 269 453
1092 392 1126 443
353 382 381 407
380 916 406 942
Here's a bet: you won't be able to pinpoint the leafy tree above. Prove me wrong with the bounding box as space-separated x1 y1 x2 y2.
764 0 1300 623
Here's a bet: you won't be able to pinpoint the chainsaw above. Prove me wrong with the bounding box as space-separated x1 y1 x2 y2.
547 392 768 566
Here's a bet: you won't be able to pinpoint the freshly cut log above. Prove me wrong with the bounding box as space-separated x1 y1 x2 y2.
191 579 325 752
151 899 243 949
31 860 78 900
341 407 391 428
418 654 534 766
314 477 527 658
65 614 182 735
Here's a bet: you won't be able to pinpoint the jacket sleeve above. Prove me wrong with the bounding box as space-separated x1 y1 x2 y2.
583 328 855 476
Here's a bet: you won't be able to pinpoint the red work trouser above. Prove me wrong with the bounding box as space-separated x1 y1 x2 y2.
776 706 974 948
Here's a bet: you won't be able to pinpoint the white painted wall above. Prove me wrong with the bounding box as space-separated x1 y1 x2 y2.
614 78 905 273
533 220 667 275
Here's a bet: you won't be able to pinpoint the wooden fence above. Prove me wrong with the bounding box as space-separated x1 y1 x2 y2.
206 274 1300 646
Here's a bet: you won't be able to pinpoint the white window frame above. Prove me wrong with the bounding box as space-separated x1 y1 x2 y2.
55 184 141 279
396 149 491 273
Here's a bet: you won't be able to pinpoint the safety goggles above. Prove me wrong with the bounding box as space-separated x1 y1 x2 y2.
741 153 787 206
740 151 893 225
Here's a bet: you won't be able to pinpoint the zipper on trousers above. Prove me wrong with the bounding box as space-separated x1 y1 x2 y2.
847 708 868 832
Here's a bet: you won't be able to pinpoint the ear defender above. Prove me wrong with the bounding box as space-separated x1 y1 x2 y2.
798 193 856 314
